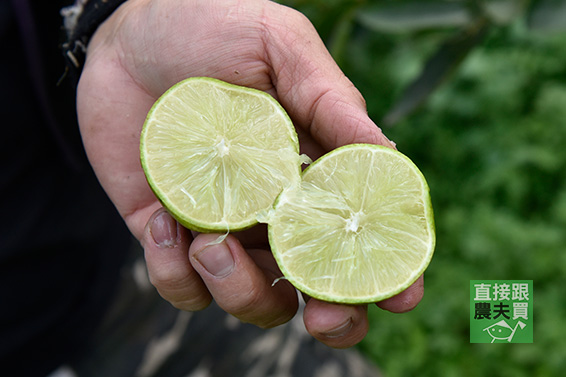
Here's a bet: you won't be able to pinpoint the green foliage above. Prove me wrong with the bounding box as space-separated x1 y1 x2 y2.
279 1 566 375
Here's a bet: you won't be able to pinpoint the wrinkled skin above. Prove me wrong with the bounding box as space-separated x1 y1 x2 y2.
77 0 424 348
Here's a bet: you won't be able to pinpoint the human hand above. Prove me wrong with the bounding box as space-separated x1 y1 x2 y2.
77 0 424 348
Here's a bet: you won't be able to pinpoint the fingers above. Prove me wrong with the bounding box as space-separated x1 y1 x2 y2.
262 3 396 151
143 208 212 310
376 275 425 313
144 209 299 327
303 275 424 348
303 298 369 348
189 233 299 328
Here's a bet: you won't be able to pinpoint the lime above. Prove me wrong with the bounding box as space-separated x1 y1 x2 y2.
140 77 301 232
266 144 435 304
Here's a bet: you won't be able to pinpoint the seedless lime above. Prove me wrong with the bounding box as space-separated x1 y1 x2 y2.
267 144 435 303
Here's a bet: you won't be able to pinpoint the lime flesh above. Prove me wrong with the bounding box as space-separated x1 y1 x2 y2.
140 77 301 232
267 144 435 303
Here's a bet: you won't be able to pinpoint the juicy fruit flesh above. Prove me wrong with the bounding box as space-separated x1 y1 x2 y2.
268 145 435 303
141 78 300 231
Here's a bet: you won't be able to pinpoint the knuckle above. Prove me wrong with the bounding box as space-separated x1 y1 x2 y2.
223 283 265 318
148 264 213 312
148 260 187 286
170 294 212 312
220 283 297 328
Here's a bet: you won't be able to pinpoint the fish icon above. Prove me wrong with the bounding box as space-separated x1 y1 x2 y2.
483 320 526 343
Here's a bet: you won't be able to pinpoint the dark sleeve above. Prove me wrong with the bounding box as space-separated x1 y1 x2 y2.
61 0 127 83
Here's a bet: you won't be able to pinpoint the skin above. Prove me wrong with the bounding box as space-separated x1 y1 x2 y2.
77 0 425 349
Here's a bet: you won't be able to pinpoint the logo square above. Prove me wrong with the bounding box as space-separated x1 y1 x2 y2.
470 280 533 343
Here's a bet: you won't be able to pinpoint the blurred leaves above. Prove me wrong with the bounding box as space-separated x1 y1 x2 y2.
284 0 564 125
356 2 473 33
381 19 489 126
356 0 531 126
528 0 566 32
277 0 566 376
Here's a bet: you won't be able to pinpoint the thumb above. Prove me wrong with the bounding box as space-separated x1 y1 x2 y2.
262 3 395 151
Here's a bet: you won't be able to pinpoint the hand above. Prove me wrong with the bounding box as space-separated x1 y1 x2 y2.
77 0 423 348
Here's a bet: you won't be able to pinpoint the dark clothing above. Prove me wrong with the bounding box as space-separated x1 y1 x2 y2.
0 1 130 375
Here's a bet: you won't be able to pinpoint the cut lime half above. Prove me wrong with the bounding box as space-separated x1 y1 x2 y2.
267 144 435 304
140 77 301 232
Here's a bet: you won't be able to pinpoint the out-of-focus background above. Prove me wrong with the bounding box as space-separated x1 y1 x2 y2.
278 1 566 376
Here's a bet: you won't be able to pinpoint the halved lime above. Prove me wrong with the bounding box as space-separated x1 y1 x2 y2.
141 77 435 304
267 144 435 304
140 77 301 232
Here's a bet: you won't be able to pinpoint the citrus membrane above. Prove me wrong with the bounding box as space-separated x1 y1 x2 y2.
265 144 435 304
140 77 301 232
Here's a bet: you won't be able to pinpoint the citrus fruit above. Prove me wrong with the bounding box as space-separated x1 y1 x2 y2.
266 144 435 304
140 77 301 232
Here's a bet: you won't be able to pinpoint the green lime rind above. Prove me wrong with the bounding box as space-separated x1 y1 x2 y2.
268 143 436 304
140 77 301 233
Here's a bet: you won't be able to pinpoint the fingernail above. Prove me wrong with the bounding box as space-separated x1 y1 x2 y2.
382 135 397 150
194 242 234 278
387 138 397 150
321 317 353 338
150 210 178 248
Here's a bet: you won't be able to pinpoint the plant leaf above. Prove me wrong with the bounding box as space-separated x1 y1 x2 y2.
357 1 472 33
528 0 566 32
482 0 529 25
382 20 489 127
